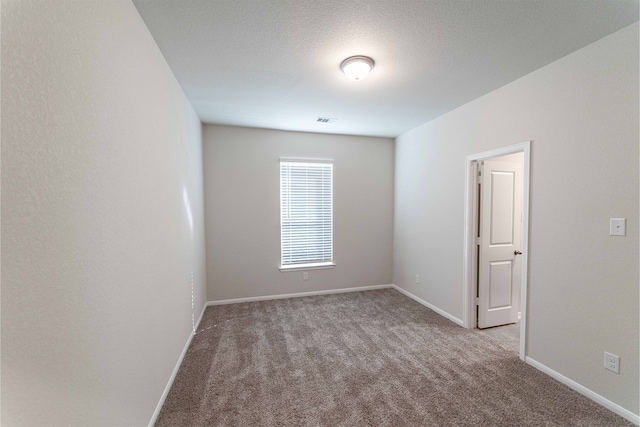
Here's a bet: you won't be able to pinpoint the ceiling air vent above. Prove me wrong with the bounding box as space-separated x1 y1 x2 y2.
316 117 337 123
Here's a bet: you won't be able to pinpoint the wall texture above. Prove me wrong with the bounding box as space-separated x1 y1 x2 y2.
203 125 394 301
393 23 639 415
1 1 206 425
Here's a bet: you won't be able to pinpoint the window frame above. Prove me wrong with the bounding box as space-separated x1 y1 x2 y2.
279 158 335 272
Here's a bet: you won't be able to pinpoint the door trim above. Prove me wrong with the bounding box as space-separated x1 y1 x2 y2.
463 141 531 361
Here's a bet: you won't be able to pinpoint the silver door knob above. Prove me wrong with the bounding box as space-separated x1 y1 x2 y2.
514 251 522 255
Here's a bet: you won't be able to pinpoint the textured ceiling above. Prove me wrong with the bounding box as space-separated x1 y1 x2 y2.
133 0 638 138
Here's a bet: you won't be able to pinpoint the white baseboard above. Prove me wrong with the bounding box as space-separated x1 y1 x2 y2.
194 300 207 333
149 286 393 425
206 284 393 306
148 287 638 426
391 285 464 326
148 302 208 427
526 357 639 425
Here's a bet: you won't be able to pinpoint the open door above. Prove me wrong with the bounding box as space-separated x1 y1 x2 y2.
477 160 523 329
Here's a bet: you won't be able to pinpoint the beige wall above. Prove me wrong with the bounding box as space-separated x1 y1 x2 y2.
393 23 639 415
2 0 636 423
1 1 206 425
203 125 394 301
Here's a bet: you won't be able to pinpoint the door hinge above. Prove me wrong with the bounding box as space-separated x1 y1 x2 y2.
477 169 482 184
475 237 481 245
475 297 480 306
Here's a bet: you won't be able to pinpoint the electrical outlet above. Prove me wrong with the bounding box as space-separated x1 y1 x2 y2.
415 274 420 284
303 272 308 281
604 351 620 374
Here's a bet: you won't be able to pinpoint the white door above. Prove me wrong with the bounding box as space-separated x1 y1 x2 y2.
477 160 523 329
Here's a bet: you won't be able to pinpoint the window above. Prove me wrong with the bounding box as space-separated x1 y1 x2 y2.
280 159 334 270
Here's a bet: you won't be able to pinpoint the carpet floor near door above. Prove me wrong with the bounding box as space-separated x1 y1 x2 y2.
156 289 631 426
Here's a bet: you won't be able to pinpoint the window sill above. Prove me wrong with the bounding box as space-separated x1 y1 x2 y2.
279 262 335 272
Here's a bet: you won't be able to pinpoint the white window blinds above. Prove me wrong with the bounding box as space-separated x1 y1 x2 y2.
280 160 333 267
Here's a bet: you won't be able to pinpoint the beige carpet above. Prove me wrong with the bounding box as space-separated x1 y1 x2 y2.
156 289 632 426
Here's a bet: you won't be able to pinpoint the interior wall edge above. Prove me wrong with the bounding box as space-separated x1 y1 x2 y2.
525 357 640 425
206 284 394 306
147 302 209 427
391 285 464 326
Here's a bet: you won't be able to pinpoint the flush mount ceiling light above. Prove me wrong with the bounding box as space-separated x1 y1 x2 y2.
340 56 374 81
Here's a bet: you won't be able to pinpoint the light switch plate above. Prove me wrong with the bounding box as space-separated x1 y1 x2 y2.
610 218 626 236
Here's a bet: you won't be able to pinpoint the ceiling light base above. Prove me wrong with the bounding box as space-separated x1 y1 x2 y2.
340 56 375 81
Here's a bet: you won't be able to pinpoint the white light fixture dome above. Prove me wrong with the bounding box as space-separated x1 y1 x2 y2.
340 56 374 81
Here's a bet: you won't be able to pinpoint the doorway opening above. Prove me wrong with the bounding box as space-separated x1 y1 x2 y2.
463 141 531 361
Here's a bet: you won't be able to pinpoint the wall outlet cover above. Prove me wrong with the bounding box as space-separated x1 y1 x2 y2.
609 218 626 236
604 351 620 374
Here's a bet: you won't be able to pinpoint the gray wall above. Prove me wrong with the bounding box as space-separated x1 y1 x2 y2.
203 125 394 301
393 23 638 414
1 1 206 425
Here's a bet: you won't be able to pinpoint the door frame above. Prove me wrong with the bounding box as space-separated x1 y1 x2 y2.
462 141 531 361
